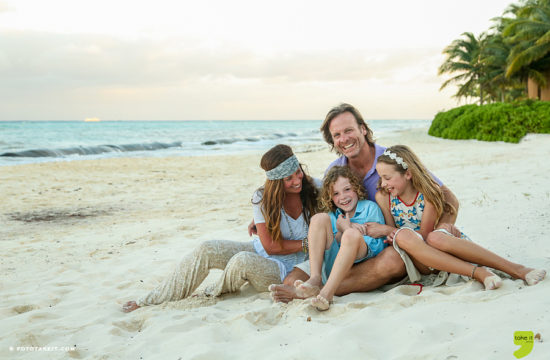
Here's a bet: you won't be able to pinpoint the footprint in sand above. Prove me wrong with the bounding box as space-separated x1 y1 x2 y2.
28 311 62 322
109 327 124 337
53 281 77 286
241 310 283 327
115 281 133 290
67 349 83 359
17 333 42 347
112 318 145 332
346 302 371 310
178 225 197 232
51 282 78 295
158 323 197 334
12 304 38 314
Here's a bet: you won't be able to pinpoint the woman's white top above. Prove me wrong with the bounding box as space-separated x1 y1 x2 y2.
251 190 309 281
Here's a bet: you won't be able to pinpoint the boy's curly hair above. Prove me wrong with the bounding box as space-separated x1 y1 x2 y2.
319 166 367 212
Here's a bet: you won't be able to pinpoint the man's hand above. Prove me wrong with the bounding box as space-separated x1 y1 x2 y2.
365 222 393 239
385 229 398 245
350 223 367 236
436 223 461 238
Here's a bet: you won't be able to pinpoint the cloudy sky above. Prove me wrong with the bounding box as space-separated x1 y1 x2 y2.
0 0 513 120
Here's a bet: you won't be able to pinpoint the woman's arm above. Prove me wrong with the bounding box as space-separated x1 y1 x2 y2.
255 222 303 255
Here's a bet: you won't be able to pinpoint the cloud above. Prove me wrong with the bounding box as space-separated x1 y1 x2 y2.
0 29 457 120
0 1 13 12
0 30 444 93
216 48 442 84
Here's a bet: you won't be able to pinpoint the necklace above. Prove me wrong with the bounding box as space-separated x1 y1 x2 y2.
282 207 308 240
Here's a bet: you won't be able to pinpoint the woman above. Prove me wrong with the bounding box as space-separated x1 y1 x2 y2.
122 144 319 312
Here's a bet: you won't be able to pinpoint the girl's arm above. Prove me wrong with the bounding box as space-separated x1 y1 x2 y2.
366 192 397 238
419 200 438 239
255 222 303 255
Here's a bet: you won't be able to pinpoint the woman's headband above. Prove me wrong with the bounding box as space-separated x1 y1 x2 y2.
265 155 299 180
382 150 408 169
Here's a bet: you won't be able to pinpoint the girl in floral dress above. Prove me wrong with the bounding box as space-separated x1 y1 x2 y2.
372 145 545 290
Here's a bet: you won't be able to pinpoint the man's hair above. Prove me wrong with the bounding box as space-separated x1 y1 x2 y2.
320 103 375 152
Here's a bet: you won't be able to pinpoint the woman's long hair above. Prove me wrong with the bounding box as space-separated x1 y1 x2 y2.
319 166 367 213
253 144 319 245
377 145 455 225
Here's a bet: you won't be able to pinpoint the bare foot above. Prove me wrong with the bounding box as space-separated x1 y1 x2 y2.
483 273 502 290
294 277 322 299
524 269 546 286
268 284 304 303
122 301 140 313
310 294 331 311
473 267 502 290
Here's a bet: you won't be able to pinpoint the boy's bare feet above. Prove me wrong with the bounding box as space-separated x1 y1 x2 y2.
294 274 323 298
294 279 321 298
310 294 331 311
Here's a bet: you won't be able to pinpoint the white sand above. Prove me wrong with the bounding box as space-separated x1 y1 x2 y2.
1 128 549 360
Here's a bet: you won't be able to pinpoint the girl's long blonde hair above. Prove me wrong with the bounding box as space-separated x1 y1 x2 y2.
253 144 318 245
377 145 455 225
319 166 367 213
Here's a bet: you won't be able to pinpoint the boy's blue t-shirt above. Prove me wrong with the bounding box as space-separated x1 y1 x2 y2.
325 199 387 277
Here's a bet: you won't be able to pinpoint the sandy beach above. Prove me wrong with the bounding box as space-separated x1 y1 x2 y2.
1 128 549 360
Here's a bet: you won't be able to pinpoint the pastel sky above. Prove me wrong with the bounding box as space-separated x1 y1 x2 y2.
0 0 513 120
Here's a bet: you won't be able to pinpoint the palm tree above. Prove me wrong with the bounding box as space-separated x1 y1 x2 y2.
503 0 550 94
483 29 526 101
438 32 489 104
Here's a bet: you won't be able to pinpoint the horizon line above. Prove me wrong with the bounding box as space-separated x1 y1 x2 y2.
0 118 432 122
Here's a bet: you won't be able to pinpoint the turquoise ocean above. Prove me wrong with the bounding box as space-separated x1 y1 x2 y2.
0 120 430 166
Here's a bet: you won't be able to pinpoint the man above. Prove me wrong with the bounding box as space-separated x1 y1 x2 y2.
267 103 460 302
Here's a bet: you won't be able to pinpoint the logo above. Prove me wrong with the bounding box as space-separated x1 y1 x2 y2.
514 331 534 359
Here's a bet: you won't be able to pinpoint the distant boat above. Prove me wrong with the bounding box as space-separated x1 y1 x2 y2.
84 117 101 122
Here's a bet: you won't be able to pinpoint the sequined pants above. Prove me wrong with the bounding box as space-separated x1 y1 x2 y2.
137 240 280 306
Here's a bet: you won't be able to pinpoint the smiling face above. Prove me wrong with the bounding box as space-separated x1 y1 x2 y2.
331 176 359 215
282 166 304 194
328 112 367 159
376 162 411 197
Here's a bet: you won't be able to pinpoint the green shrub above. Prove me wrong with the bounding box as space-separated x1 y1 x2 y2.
429 100 550 143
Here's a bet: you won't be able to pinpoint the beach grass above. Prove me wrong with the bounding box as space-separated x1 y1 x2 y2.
429 100 550 143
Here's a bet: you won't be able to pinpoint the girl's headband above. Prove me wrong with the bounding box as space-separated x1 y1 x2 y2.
265 155 299 180
382 150 408 169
